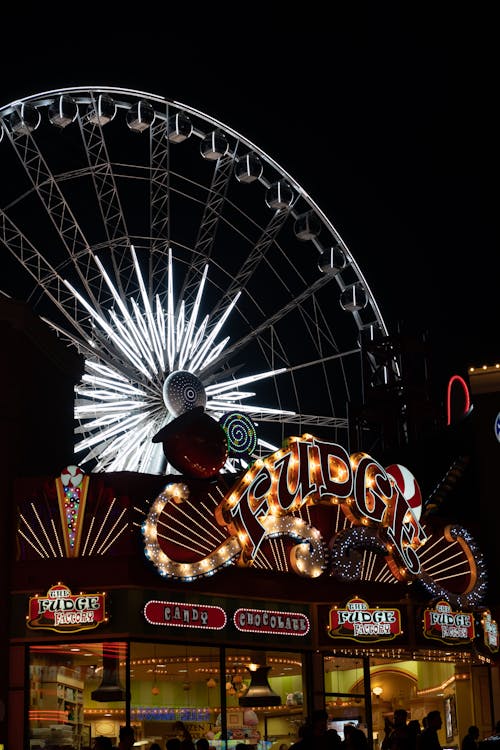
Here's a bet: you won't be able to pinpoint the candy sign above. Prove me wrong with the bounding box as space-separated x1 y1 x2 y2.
144 600 227 630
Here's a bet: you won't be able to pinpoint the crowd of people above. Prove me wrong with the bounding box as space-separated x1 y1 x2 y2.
381 708 429 750
381 709 500 750
92 722 200 750
288 709 365 750
91 714 500 750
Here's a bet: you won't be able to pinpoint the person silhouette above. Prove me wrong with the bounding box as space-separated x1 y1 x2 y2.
419 711 442 750
117 726 135 750
382 709 414 750
462 726 480 750
93 738 113 750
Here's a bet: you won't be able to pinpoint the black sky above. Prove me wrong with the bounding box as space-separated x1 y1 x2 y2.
2 5 498 372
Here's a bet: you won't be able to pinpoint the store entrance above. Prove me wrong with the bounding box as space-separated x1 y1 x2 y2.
323 654 493 750
324 656 368 741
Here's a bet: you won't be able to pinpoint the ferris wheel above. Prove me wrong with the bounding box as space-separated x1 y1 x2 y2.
0 86 391 474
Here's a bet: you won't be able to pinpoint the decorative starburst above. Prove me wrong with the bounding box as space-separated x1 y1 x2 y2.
58 247 294 473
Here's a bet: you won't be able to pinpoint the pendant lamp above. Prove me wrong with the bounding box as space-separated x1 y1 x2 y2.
238 664 281 707
91 644 127 702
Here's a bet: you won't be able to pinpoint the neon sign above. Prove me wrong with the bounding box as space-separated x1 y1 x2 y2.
481 610 499 653
328 597 402 642
27 583 107 633
144 600 227 630
142 435 489 609
446 375 471 425
423 600 475 644
144 436 427 581
233 608 310 636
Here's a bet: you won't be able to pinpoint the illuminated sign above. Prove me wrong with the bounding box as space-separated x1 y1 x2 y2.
55 465 89 557
27 583 107 633
481 610 499 653
328 597 402 642
423 600 475 644
144 600 227 630
144 435 428 582
217 435 428 577
233 607 310 636
132 708 212 721
446 375 471 425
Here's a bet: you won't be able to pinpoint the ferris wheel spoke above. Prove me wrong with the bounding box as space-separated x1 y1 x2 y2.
209 207 290 326
78 99 131 300
0 208 103 343
202 272 341 379
253 412 348 428
179 152 237 307
0 86 393 474
149 115 171 298
3 124 106 317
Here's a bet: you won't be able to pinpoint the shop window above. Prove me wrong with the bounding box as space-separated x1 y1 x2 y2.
322 654 483 750
28 642 307 749
129 642 220 744
29 641 127 749
224 648 306 748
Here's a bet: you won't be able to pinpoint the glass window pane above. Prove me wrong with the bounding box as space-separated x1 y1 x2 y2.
29 641 127 749
225 648 306 748
324 656 368 740
130 642 220 745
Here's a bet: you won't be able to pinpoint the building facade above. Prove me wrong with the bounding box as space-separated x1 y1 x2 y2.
2 303 499 750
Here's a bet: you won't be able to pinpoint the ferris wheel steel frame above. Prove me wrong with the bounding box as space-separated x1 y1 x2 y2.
0 86 393 473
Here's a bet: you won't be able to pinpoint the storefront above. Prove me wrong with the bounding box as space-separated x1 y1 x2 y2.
7 434 499 750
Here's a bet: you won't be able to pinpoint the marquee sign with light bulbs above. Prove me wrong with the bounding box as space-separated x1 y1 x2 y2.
143 600 227 630
16 432 488 614
139 433 489 610
143 435 428 580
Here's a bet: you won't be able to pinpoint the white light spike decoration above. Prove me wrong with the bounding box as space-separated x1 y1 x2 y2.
69 246 294 473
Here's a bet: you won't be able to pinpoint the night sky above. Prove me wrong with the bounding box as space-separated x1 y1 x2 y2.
2 5 497 375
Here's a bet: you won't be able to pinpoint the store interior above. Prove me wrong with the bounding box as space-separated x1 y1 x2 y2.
27 641 489 750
